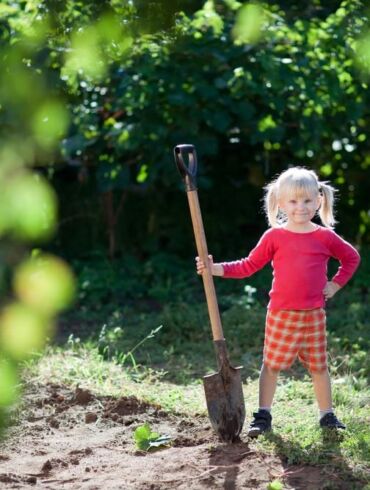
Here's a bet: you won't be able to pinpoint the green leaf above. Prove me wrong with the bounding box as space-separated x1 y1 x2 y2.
134 422 152 444
133 423 171 451
258 115 277 132
137 164 149 184
267 480 284 490
192 0 224 35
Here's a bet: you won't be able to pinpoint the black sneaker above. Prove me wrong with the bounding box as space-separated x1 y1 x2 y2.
247 410 272 438
320 412 346 430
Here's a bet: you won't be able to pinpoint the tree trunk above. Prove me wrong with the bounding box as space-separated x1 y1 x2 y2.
101 190 127 259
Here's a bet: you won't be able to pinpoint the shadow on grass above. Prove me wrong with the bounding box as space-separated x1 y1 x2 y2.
265 430 367 490
202 429 367 490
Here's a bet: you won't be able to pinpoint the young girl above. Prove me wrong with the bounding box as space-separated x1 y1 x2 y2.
196 167 360 438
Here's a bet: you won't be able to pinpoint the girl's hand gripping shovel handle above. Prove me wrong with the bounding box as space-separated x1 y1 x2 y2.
174 144 224 343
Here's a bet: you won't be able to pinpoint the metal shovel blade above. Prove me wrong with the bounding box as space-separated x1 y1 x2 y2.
203 340 245 442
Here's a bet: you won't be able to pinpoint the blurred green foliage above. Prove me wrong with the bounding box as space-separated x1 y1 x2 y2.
0 1 79 433
0 173 57 241
0 0 205 433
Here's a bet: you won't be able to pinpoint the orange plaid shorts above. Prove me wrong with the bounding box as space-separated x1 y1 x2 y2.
263 308 327 373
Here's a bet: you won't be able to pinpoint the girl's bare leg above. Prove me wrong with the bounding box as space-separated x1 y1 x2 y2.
259 363 279 408
311 368 333 410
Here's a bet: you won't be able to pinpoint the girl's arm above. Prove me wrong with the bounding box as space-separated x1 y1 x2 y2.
328 232 361 287
221 230 274 279
196 230 275 278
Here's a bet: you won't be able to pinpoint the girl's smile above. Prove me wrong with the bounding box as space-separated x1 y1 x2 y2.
278 194 321 230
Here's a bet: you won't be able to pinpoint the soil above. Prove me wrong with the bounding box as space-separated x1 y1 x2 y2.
0 383 364 489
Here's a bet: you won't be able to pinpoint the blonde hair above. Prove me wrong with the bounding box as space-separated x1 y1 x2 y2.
264 167 336 228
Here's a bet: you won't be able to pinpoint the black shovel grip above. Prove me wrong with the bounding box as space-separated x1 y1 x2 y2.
174 144 198 192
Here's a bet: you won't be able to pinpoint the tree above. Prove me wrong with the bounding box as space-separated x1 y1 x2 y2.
60 0 370 256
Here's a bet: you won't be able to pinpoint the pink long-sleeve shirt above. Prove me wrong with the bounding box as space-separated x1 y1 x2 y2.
221 226 360 311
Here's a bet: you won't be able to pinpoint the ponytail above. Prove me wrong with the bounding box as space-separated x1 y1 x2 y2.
318 181 336 228
264 181 280 227
263 168 338 229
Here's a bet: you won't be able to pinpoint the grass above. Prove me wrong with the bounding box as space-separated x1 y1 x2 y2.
24 344 370 485
262 377 370 473
16 249 370 486
26 345 206 415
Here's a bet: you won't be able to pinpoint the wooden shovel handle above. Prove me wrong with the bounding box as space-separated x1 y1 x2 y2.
186 191 224 341
174 144 224 342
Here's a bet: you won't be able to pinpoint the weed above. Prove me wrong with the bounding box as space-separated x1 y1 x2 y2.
267 481 283 490
133 423 171 451
97 323 163 370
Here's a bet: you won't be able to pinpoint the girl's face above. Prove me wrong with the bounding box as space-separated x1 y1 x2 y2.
278 190 321 226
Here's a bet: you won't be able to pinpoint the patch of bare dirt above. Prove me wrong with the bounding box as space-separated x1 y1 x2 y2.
0 383 364 489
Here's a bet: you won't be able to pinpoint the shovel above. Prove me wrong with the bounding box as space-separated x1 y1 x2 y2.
174 144 245 442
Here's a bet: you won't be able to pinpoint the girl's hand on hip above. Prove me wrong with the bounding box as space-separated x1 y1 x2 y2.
323 281 341 300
